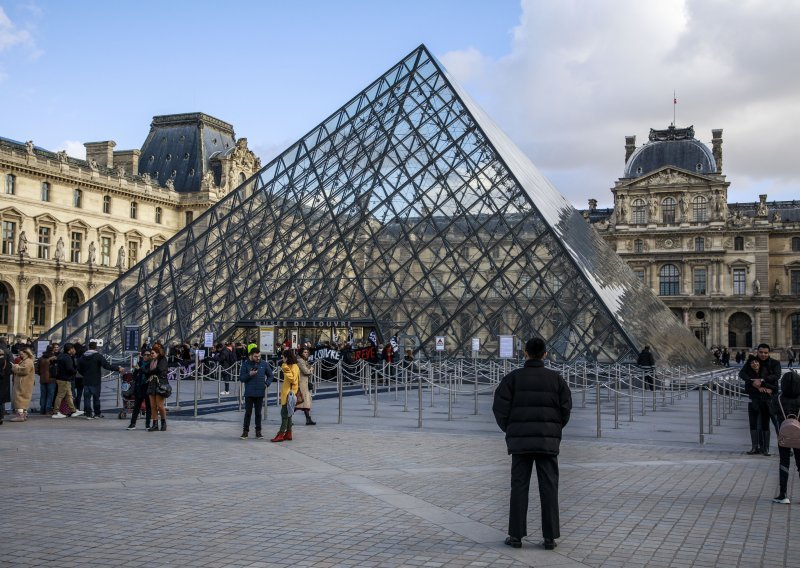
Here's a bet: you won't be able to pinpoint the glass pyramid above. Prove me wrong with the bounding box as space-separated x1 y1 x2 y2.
39 45 711 367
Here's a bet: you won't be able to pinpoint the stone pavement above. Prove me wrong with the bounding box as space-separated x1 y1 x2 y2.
1 387 797 567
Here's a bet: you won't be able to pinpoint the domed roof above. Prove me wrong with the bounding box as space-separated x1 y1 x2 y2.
624 125 716 178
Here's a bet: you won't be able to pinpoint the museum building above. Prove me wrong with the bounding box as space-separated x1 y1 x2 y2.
0 113 260 338
587 125 800 357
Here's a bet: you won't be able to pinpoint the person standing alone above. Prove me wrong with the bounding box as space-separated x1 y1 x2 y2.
492 337 572 550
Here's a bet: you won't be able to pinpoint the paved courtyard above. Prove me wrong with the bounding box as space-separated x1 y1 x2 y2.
1 387 797 567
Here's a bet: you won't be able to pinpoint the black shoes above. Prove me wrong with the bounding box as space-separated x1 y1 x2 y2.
504 536 521 548
147 424 159 432
746 448 760 455
543 538 557 550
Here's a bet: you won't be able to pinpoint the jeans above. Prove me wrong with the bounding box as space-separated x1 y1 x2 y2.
39 382 56 413
279 404 292 433
83 385 101 417
243 396 264 432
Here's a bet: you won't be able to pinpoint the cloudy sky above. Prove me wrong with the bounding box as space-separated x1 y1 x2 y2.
1 0 798 207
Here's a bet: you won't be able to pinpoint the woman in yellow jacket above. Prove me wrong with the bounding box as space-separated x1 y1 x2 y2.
271 349 299 442
10 348 35 422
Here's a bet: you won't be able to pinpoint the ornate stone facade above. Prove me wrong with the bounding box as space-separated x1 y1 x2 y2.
589 126 800 358
0 113 260 338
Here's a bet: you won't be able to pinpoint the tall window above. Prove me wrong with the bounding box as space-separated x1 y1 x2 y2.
29 285 46 326
693 268 707 295
155 206 162 224
185 211 194 225
791 270 800 295
734 236 744 251
70 231 82 263
128 241 138 269
73 189 82 208
103 195 111 214
64 288 81 317
5 174 15 195
792 237 800 252
41 181 51 202
662 197 676 224
130 201 137 219
2 221 15 255
37 226 51 259
631 198 647 224
693 196 708 222
0 282 8 325
659 264 680 296
100 237 111 266
695 237 705 252
793 314 800 345
633 269 645 283
733 268 746 295
633 239 644 253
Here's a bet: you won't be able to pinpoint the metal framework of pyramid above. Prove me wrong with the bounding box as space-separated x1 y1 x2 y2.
40 45 711 367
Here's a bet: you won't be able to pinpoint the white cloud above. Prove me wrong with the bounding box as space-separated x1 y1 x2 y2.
441 0 800 207
57 140 85 160
0 7 33 51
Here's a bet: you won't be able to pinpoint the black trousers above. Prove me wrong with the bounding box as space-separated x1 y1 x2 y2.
243 396 263 432
509 453 560 540
778 445 800 496
130 385 151 425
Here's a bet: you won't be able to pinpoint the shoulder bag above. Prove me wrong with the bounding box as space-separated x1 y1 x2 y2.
777 397 800 449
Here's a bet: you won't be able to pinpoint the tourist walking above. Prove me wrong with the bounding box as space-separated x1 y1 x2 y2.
127 350 152 430
788 347 796 369
636 345 656 390
52 343 83 418
37 344 58 414
492 337 572 550
773 369 800 503
238 348 273 439
77 341 124 419
296 347 316 425
145 343 169 431
271 349 299 442
9 348 35 421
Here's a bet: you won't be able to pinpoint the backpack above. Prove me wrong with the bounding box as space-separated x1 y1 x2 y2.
777 395 800 449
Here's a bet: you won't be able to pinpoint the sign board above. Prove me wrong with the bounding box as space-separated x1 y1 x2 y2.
435 336 445 352
259 326 275 355
499 335 515 359
36 340 50 358
471 337 480 353
123 325 141 352
203 331 215 348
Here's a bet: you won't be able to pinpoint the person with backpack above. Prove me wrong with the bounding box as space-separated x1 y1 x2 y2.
773 370 800 504
76 341 124 419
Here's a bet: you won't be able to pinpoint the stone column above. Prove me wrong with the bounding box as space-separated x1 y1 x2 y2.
716 308 725 347
683 307 689 327
682 262 691 295
650 264 659 295
754 307 762 345
774 309 786 349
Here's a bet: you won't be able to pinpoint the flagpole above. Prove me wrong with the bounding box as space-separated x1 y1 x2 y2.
673 90 676 126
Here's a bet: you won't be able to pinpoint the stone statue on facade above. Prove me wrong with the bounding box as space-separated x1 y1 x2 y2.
88 158 99 171
18 231 29 256
54 237 65 261
616 195 628 223
772 211 781 222
774 279 782 296
25 140 34 156
712 190 725 220
756 195 768 217
56 150 69 163
87 241 96 265
165 178 175 191
649 197 658 220
679 193 689 220
753 278 761 295
141 173 151 184
117 246 126 268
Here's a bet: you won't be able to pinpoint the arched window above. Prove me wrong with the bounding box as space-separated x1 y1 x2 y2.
695 237 705 252
792 313 800 345
5 174 15 195
64 288 81 317
634 239 644 253
631 198 647 224
0 282 9 325
103 195 111 214
130 201 137 219
239 172 246 184
662 197 676 224
792 237 800 252
659 264 680 296
185 211 194 225
73 188 82 208
28 285 46 326
734 236 744 251
155 207 162 224
692 195 708 222
41 181 51 202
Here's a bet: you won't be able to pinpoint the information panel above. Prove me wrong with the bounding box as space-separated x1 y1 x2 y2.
499 335 515 359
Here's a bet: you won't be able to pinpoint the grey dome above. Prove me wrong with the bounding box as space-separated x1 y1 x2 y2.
624 125 716 178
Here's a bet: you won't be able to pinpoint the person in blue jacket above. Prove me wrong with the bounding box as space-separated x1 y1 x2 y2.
239 348 273 439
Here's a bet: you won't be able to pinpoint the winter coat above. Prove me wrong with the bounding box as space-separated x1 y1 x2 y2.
0 349 11 404
144 356 169 396
636 350 655 367
777 370 800 419
38 354 57 384
77 350 118 388
739 357 780 400
492 359 572 455
55 352 77 382
296 358 313 410
238 359 273 398
12 357 35 411
279 363 299 406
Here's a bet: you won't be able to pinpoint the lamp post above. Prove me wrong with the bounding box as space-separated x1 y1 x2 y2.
29 317 35 340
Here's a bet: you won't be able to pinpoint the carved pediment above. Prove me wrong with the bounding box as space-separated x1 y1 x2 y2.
124 229 145 240
66 219 91 232
0 206 25 218
33 213 59 225
785 260 800 275
625 167 709 190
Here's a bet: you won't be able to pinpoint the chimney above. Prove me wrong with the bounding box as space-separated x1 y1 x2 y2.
113 149 141 176
588 198 597 211
625 135 636 163
711 129 723 173
84 140 116 168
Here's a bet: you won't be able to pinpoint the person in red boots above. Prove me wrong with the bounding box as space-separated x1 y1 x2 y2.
271 349 299 442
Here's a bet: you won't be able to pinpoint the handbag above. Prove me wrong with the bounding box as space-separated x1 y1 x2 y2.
286 390 296 415
156 382 173 399
777 397 800 449
296 388 304 405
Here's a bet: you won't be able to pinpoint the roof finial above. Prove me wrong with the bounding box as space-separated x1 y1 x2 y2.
672 90 677 127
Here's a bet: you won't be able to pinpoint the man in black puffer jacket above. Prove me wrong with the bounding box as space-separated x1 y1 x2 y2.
77 341 124 419
493 337 572 551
